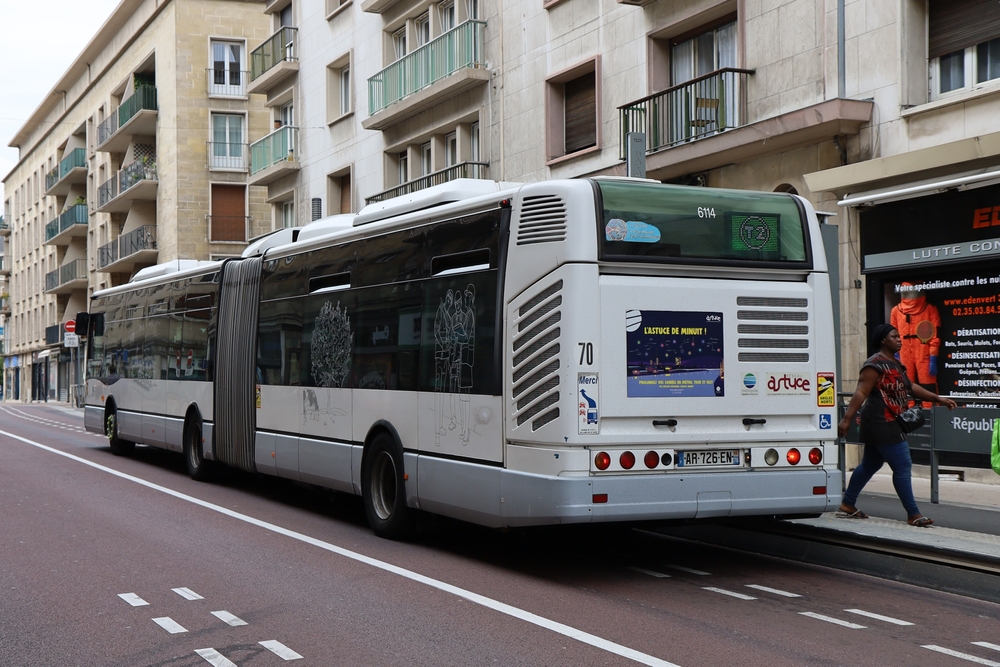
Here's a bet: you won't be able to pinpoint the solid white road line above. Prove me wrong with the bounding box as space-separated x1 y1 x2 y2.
745 585 800 598
118 593 149 607
974 643 1000 652
798 612 865 629
663 565 711 576
173 587 204 600
2 430 682 667
152 617 187 634
843 608 914 626
194 648 239 667
702 587 756 600
260 640 304 660
627 567 671 578
211 610 248 626
923 646 1000 666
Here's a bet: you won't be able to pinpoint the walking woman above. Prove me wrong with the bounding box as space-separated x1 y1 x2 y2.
837 323 957 526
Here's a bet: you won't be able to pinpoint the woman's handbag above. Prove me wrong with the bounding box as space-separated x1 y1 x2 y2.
896 405 925 433
991 418 1000 476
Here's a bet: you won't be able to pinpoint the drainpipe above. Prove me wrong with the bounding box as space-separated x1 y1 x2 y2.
838 0 846 98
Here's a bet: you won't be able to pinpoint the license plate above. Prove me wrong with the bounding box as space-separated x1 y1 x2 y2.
677 449 741 467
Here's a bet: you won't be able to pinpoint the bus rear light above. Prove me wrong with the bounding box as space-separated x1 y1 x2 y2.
808 448 823 465
594 452 611 471
786 448 801 465
620 451 636 470
644 451 659 469
813 486 826 495
660 452 672 466
593 493 608 504
764 448 779 466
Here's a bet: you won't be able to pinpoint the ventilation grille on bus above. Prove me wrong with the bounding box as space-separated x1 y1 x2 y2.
736 296 810 363
516 195 567 245
512 280 562 430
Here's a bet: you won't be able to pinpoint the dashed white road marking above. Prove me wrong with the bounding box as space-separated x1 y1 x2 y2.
211 610 248 626
627 567 671 578
3 429 681 667
702 587 755 600
194 648 238 667
118 593 149 607
844 608 914 626
798 612 865 629
260 640 303 661
923 645 1000 666
974 643 1000 653
664 565 711 576
173 587 204 600
745 585 800 598
152 617 187 634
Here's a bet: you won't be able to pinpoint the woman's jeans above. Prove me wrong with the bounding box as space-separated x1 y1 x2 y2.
842 439 920 517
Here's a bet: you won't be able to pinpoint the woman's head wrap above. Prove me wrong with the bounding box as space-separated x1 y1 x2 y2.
870 323 897 348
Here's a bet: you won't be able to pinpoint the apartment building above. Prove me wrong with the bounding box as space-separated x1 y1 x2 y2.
3 0 272 402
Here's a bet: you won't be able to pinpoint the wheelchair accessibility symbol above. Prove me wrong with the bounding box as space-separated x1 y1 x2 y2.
819 414 833 430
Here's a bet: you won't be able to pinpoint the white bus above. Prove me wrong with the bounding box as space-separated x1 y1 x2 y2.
84 178 840 538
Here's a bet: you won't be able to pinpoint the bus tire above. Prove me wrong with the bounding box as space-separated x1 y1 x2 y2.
362 432 412 540
183 415 212 482
105 405 134 457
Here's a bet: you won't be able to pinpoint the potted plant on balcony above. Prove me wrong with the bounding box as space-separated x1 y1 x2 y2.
142 156 157 181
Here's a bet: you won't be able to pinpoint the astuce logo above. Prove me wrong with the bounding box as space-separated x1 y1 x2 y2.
766 373 811 395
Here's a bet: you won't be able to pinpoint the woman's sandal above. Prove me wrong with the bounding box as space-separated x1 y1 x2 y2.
908 515 934 527
837 505 868 519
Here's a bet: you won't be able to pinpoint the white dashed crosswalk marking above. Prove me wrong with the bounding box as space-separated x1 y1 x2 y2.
703 587 755 600
173 587 204 600
152 617 187 634
664 565 711 576
799 612 865 629
195 648 238 667
745 584 800 598
974 643 1000 653
844 608 913 626
627 567 671 578
260 640 303 660
923 645 1000 666
118 593 149 607
211 610 248 626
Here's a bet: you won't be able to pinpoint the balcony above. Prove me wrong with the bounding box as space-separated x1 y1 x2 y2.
98 225 158 274
365 161 489 204
45 204 89 246
0 298 10 316
44 148 88 196
44 259 88 295
248 27 298 95
364 20 488 131
46 324 62 346
207 68 249 97
96 85 158 153
248 126 299 186
0 256 9 276
0 218 9 237
97 157 159 213
208 142 248 171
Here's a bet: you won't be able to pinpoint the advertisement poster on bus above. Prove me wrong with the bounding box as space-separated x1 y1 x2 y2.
882 268 1000 400
626 310 724 397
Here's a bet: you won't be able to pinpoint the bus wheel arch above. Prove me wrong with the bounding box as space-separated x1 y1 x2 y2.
104 398 134 456
361 422 413 540
183 405 212 482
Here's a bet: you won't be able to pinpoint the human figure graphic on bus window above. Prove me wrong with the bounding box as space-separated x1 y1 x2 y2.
457 285 476 443
434 286 477 445
434 291 455 446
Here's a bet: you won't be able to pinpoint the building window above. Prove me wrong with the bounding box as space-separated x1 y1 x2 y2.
397 151 409 185
210 184 247 242
466 0 479 20
470 121 480 161
210 40 245 96
415 13 431 47
439 1 455 32
445 132 458 167
671 21 736 85
929 2 1000 99
420 142 433 176
326 54 352 122
327 167 353 214
210 113 245 170
545 58 600 161
280 199 295 229
392 27 407 61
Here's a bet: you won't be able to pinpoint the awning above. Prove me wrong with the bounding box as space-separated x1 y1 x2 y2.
36 349 51 359
838 167 1000 208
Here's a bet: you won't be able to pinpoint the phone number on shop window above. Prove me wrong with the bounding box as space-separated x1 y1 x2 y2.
952 306 998 317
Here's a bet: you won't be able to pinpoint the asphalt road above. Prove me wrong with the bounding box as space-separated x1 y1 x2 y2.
2 404 999 667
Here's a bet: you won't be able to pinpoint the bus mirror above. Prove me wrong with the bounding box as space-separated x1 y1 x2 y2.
93 313 105 336
75 312 90 334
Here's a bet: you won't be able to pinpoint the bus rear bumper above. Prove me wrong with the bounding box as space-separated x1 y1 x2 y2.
498 468 841 527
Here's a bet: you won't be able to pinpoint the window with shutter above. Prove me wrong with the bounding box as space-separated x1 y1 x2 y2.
546 57 600 162
928 0 1000 99
564 72 596 155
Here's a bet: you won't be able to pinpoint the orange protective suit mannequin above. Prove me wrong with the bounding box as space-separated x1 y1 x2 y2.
890 285 941 391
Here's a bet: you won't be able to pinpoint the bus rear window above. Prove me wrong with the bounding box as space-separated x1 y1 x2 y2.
596 180 810 267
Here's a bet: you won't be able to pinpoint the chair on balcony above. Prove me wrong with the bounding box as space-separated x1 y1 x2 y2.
691 96 721 134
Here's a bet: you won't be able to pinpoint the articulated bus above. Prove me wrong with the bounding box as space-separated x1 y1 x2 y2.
84 177 840 537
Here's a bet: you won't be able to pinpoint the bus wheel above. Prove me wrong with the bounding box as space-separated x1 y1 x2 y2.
105 407 134 456
362 432 412 539
184 417 212 482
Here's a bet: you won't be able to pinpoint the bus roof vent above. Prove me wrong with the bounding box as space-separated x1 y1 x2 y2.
131 260 211 282
297 213 356 243
516 195 567 245
242 228 301 257
354 179 503 227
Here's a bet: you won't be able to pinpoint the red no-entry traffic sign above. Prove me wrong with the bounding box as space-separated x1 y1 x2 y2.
64 320 76 333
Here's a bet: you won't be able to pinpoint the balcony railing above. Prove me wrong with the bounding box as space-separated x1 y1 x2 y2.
98 174 119 209
48 148 88 191
45 204 88 242
45 259 86 293
250 126 297 175
120 156 157 192
250 27 297 81
98 225 157 271
618 68 753 158
365 161 489 204
208 215 250 242
97 85 158 146
369 20 486 115
207 68 249 96
208 142 248 170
